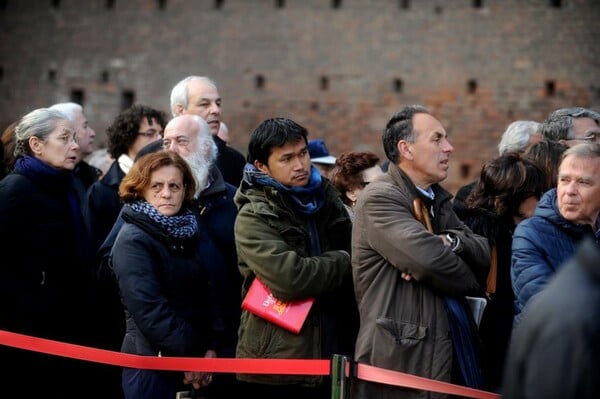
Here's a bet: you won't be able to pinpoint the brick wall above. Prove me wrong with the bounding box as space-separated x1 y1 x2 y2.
1 0 598 194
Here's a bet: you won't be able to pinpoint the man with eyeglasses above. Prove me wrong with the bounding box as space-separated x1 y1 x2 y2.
82 104 167 399
541 106 600 145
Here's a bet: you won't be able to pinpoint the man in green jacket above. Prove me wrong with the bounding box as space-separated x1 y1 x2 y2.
234 117 357 399
352 105 491 398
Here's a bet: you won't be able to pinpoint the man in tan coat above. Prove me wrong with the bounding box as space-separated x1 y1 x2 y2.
351 105 491 398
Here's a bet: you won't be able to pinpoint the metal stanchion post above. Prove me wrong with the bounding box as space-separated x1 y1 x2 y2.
330 354 351 399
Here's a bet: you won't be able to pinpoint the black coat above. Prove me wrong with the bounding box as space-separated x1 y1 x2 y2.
454 203 515 390
0 167 94 397
98 166 241 357
84 160 126 253
502 239 600 398
0 170 92 339
213 135 245 187
111 206 222 357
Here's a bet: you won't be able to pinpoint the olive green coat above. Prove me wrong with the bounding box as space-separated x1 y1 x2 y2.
234 177 357 387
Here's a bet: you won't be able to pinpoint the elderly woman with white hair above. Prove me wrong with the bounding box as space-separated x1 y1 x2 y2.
0 108 95 398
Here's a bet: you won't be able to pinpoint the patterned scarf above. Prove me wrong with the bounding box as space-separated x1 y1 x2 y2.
242 163 325 215
128 200 198 238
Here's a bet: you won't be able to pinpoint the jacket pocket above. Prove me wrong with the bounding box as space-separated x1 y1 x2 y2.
376 317 427 347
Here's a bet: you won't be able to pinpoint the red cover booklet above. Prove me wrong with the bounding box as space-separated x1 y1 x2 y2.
241 278 314 334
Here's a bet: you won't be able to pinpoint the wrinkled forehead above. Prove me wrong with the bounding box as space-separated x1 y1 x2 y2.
572 117 600 137
164 119 196 138
188 79 219 99
559 154 600 176
53 120 76 135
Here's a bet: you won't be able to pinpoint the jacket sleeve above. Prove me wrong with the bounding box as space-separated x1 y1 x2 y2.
441 207 491 290
234 201 351 302
511 220 554 325
361 184 484 297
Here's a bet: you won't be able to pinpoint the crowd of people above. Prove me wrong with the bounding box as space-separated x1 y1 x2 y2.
1 75 599 399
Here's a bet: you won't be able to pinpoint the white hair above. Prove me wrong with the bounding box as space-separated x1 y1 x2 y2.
48 102 83 123
181 115 218 195
497 120 541 155
169 76 217 117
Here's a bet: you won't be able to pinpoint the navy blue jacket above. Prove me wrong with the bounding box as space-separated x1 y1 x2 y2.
99 166 241 356
111 206 222 357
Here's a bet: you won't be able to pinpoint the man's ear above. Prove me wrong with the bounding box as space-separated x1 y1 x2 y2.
173 104 184 116
398 140 413 161
254 159 269 174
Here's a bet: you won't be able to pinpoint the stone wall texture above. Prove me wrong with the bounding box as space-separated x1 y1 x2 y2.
1 0 599 193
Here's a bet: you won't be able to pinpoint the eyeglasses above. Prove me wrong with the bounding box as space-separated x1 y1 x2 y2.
567 132 600 143
138 130 162 138
150 182 184 194
51 128 78 145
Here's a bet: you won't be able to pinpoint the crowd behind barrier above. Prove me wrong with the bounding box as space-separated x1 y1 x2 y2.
1 87 598 399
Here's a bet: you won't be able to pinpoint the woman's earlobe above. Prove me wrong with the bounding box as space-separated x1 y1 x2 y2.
346 189 358 205
29 136 42 155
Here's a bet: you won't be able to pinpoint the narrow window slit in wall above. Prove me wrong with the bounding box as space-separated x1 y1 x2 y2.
70 89 85 105
121 90 135 110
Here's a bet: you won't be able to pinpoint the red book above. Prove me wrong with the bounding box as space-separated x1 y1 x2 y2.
241 278 315 334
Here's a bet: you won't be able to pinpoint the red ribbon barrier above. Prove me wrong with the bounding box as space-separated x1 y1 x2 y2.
355 363 500 399
0 330 500 398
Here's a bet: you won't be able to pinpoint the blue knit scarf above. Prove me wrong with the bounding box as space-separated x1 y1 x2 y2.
242 163 325 215
14 155 89 259
128 200 198 238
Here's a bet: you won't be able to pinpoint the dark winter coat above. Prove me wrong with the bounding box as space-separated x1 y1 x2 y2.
84 160 126 252
0 170 92 340
502 238 600 399
0 166 94 397
454 202 516 390
97 166 240 357
111 206 221 357
213 135 245 187
351 163 490 399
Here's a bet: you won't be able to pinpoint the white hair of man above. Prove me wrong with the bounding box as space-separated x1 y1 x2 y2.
182 115 218 195
48 102 83 123
497 120 541 155
169 76 217 117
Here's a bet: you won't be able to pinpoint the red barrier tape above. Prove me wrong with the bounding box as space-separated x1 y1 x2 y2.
0 330 329 375
355 363 500 399
0 330 500 398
